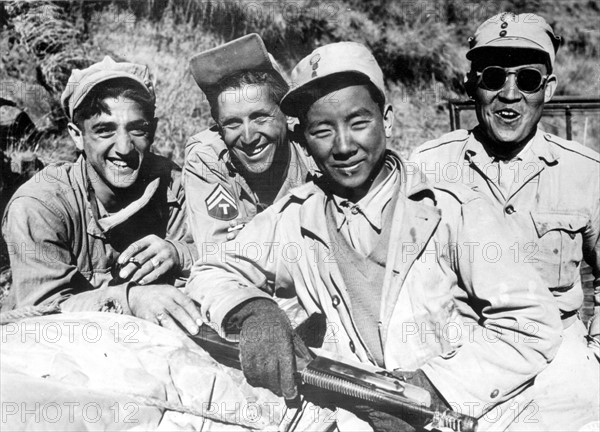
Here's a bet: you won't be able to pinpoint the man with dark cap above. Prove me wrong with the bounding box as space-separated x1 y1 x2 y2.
412 12 599 430
2 57 202 335
187 41 563 431
185 34 317 246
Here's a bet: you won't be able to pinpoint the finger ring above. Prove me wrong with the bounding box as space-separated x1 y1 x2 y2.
156 312 166 323
151 257 161 269
128 258 142 268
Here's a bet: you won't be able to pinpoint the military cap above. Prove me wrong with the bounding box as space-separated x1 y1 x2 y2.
61 56 155 120
467 13 561 67
189 33 285 94
280 42 385 117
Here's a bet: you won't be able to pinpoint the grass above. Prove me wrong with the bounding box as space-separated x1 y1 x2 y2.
1 0 598 291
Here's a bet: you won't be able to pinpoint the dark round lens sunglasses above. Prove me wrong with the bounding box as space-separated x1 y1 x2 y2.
477 66 548 93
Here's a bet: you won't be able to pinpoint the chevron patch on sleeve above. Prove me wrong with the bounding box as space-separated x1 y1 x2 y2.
205 184 239 220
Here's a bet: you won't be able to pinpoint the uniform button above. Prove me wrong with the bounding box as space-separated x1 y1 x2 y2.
350 206 359 215
505 205 515 215
501 22 508 28
205 311 211 322
490 389 499 398
499 30 507 37
332 295 341 308
349 341 356 353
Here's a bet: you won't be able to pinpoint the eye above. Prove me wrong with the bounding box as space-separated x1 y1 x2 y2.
254 116 269 124
311 128 332 139
94 127 114 138
351 119 370 129
129 122 151 137
222 121 242 130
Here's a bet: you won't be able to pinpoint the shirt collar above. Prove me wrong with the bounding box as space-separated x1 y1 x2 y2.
330 154 400 231
465 127 559 166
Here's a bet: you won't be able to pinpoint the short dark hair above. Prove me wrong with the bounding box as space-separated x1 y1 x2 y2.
72 78 155 128
206 70 289 121
295 73 386 124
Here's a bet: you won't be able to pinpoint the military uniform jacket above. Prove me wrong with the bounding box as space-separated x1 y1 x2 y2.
186 151 561 417
412 128 600 318
2 154 197 313
183 126 317 248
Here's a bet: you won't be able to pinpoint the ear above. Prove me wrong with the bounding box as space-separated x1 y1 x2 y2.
464 72 477 99
544 74 557 103
382 103 394 139
67 122 84 151
149 117 158 142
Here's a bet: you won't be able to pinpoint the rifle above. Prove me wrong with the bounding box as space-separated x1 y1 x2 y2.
190 320 478 432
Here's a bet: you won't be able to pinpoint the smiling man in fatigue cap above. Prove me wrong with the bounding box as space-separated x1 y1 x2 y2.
186 40 562 431
412 12 599 430
2 57 202 334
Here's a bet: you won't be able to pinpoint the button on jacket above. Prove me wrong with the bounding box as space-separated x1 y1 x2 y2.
183 126 318 248
2 154 197 313
187 151 561 418
411 127 600 318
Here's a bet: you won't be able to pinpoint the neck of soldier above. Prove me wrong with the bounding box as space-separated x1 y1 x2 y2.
477 127 536 161
87 164 146 213
243 140 291 206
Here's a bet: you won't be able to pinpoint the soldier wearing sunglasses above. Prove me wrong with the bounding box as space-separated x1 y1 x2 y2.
412 12 599 430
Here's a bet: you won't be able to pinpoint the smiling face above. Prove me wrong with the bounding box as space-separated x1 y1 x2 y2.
472 54 557 156
68 96 155 200
302 83 393 202
216 83 288 175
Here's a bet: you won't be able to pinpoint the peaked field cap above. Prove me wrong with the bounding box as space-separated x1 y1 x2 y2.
467 12 561 66
61 56 155 120
189 33 285 93
280 42 385 117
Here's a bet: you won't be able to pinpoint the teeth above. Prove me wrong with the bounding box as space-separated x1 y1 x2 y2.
110 159 128 168
498 110 519 118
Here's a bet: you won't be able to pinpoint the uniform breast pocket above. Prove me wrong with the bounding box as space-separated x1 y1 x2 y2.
530 211 588 288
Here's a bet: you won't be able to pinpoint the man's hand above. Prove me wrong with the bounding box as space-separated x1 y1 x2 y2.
230 299 299 399
117 235 180 284
226 217 253 241
588 313 600 361
128 284 202 335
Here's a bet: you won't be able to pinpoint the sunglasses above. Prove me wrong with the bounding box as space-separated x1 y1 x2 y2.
477 66 548 93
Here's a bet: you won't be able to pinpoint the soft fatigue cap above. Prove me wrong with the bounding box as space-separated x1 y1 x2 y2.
189 33 285 94
61 56 155 120
280 42 385 117
467 13 561 67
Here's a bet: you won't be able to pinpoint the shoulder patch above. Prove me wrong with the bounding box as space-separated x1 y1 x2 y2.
543 133 600 163
414 129 470 154
205 184 239 221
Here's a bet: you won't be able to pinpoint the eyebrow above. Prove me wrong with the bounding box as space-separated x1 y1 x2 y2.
90 121 116 131
307 107 375 129
345 107 374 121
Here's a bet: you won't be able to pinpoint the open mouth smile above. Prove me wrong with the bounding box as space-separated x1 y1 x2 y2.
495 109 521 123
107 157 136 170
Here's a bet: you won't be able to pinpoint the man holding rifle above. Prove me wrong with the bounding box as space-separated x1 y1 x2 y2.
187 41 562 431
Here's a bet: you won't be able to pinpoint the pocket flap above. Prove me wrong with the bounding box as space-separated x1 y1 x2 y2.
530 211 588 237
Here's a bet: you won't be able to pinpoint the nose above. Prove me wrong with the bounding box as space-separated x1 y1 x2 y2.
240 120 260 146
114 129 135 155
332 128 358 159
498 72 521 101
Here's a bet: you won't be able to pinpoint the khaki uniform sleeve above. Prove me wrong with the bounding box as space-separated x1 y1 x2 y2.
183 136 238 250
185 207 288 339
2 197 132 313
164 167 198 279
421 193 562 418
